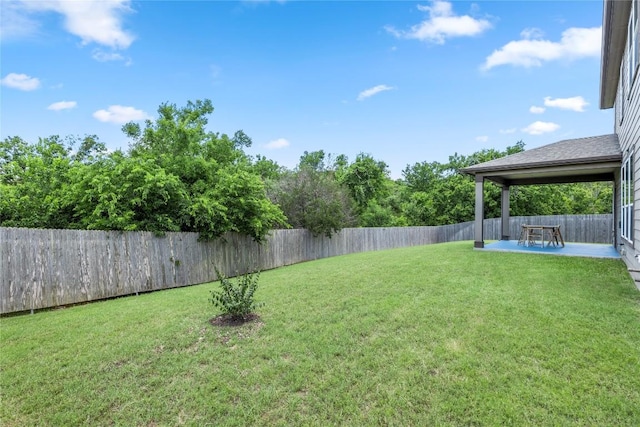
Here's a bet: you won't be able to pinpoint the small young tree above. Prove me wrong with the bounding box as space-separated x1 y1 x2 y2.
210 269 263 321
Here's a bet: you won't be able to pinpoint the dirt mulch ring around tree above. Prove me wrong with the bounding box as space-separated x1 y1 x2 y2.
209 313 261 327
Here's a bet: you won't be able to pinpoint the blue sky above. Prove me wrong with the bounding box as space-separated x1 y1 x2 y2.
1 0 611 177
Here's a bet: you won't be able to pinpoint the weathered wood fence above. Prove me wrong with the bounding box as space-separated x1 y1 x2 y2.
487 214 615 245
0 214 614 314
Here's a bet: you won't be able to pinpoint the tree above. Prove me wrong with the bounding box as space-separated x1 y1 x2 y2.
1 100 286 242
397 140 611 226
358 179 408 227
252 155 284 181
402 161 443 193
120 99 286 241
2 128 613 235
0 135 97 229
340 153 389 210
270 167 355 237
266 150 357 236
298 150 328 172
400 142 525 225
68 151 189 232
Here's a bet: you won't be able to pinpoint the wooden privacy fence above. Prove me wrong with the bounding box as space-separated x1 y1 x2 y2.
0 214 613 314
485 214 615 245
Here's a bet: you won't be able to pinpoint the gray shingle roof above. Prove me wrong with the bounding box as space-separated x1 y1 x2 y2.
461 134 621 175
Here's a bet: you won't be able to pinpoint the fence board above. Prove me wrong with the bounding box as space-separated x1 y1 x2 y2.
0 214 614 314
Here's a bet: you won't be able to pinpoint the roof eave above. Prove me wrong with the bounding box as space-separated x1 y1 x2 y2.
486 172 617 187
461 155 622 176
600 0 632 109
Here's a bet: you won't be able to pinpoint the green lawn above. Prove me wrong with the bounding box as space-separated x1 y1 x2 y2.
1 241 639 426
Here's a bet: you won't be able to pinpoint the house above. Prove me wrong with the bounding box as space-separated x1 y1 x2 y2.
462 0 639 268
602 0 639 267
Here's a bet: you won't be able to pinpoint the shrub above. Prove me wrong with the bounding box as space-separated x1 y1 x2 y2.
209 268 264 320
269 167 356 237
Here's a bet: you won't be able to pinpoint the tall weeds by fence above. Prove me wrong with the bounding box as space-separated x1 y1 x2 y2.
0 215 614 314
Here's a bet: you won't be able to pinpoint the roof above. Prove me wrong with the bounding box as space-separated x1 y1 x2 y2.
461 134 621 186
600 0 631 109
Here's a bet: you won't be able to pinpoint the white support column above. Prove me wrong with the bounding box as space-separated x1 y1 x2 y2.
474 175 485 248
501 185 510 240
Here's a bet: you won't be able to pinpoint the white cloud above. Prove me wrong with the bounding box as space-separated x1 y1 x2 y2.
47 101 77 111
93 105 150 124
92 49 128 63
0 0 40 40
210 64 222 79
499 128 517 134
482 26 601 70
522 121 560 135
385 0 492 44
529 106 545 114
1 73 40 91
265 138 290 150
475 136 489 143
357 84 395 101
210 64 223 85
520 27 544 40
543 96 589 112
22 0 135 49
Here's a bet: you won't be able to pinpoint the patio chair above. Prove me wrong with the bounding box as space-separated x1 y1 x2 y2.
527 226 543 246
517 225 527 245
547 225 564 247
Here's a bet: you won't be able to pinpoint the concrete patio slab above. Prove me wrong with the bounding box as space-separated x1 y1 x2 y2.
480 240 620 259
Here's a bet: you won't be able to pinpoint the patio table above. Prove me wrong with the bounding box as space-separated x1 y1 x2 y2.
517 225 564 248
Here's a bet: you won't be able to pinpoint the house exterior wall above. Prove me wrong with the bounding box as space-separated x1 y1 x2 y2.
613 3 640 266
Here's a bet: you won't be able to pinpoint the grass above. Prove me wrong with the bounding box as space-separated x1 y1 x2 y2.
1 241 639 426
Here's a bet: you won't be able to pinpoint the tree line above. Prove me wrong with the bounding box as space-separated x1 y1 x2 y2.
0 100 613 240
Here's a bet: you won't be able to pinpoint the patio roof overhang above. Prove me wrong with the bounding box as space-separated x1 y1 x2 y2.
461 134 621 248
461 134 622 186
466 162 619 186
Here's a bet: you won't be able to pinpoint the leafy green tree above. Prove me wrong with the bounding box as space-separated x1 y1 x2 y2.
397 140 611 226
401 191 436 226
340 153 389 210
210 268 263 322
252 155 284 181
402 160 444 194
564 182 612 214
191 166 286 240
1 126 613 236
121 99 286 241
298 150 327 171
359 201 395 227
0 135 95 229
1 100 286 241
359 179 408 227
400 141 524 225
511 183 613 216
270 167 355 237
68 152 188 232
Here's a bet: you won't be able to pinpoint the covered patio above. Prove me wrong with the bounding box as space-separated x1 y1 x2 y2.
482 240 620 259
461 134 622 253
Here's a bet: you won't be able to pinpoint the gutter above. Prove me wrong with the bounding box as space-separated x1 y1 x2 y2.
599 0 632 109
